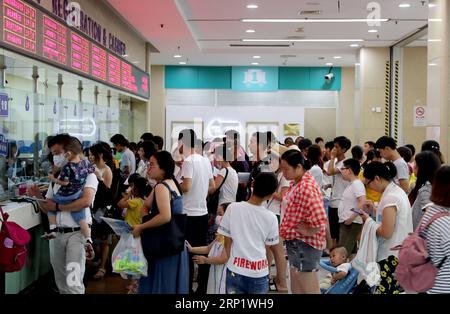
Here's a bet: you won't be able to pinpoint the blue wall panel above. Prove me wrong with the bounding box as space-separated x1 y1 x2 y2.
278 67 310 90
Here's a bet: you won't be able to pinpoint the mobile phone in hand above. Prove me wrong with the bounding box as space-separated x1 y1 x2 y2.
350 208 362 215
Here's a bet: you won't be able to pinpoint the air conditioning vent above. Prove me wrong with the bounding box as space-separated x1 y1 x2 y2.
299 10 322 15
280 55 297 58
230 44 290 47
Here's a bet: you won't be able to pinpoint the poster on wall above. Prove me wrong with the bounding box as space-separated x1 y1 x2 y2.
283 123 301 137
414 105 426 127
0 93 9 117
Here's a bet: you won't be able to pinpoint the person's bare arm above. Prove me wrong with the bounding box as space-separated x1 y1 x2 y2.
207 178 216 195
180 177 192 193
43 187 96 213
398 179 409 193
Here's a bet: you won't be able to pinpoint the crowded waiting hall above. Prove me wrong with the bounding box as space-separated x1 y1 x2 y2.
0 0 449 297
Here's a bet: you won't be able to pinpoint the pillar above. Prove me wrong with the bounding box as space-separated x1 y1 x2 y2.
427 0 450 160
357 47 391 144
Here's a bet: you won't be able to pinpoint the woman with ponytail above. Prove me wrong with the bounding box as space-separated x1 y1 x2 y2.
360 161 413 294
279 150 327 294
421 140 445 164
132 151 189 294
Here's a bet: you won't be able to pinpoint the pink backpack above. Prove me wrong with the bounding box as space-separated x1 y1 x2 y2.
0 207 31 272
394 211 450 293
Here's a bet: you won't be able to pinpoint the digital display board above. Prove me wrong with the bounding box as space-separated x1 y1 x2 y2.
0 0 149 99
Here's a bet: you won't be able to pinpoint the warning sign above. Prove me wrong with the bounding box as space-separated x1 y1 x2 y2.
414 105 426 127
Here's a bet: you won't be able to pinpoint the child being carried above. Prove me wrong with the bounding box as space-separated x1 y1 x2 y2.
44 137 95 260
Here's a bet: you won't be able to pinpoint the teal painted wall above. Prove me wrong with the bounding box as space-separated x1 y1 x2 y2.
165 66 341 91
165 66 231 89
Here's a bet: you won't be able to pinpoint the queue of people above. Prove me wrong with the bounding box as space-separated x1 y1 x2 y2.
24 130 450 295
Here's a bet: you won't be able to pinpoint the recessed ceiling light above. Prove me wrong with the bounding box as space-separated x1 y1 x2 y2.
253 55 261 59
428 63 438 66
368 29 378 33
429 3 436 8
350 44 360 47
179 62 186 65
242 39 363 42
251 62 259 65
242 18 389 23
333 56 342 59
174 55 182 58
246 29 256 33
246 4 258 9
428 39 442 42
398 3 411 8
326 62 333 66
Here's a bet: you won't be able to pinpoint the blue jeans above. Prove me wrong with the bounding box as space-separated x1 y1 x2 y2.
49 190 85 224
226 269 269 294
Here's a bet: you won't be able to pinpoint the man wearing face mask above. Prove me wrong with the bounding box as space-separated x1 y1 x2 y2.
27 134 98 294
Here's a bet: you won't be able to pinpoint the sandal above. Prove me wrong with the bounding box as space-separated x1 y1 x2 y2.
93 268 106 280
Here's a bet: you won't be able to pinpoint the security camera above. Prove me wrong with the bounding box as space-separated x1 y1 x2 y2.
324 73 334 81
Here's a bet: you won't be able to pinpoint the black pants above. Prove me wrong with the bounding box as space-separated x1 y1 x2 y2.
328 207 340 242
186 214 209 295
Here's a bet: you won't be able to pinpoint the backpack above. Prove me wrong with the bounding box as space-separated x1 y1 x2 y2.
0 207 31 272
393 211 450 293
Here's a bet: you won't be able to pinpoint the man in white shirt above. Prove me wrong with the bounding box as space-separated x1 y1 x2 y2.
110 134 136 181
375 136 410 193
219 172 279 294
327 136 352 247
28 134 98 294
178 129 215 294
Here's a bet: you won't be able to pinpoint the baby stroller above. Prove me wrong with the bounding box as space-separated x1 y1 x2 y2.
319 260 359 294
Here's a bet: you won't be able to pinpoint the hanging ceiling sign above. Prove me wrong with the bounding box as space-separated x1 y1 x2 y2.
0 0 149 99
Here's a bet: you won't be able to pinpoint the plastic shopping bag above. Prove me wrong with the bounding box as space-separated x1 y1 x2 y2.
112 233 148 279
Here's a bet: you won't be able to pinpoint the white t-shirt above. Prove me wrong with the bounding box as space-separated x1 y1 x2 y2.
45 173 98 228
323 161 333 200
329 159 350 208
120 148 136 179
338 179 365 224
217 167 238 206
393 157 409 184
264 172 290 215
181 154 214 216
336 262 352 274
376 182 413 261
309 165 324 190
136 159 147 178
218 202 279 278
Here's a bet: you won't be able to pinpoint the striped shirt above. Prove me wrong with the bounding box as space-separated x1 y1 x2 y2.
420 204 450 294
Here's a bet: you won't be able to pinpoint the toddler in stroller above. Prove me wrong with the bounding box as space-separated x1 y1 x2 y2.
320 247 359 294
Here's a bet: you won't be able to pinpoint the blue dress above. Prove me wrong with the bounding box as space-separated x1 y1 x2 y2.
139 181 189 294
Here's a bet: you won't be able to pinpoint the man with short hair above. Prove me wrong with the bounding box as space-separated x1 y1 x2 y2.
375 136 410 193
326 136 352 246
28 134 98 294
219 172 279 294
178 129 215 294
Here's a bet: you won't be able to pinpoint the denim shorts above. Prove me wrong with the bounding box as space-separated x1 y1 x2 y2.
286 239 322 272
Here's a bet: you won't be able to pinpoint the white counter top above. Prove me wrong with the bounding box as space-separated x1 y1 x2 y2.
0 201 42 230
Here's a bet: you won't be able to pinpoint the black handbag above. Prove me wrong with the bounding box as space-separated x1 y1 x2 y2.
207 168 229 215
141 181 187 259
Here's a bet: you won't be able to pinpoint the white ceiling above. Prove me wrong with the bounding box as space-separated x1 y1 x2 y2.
106 0 429 66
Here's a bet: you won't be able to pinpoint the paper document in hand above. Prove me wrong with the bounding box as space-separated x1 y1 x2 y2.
101 217 132 235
